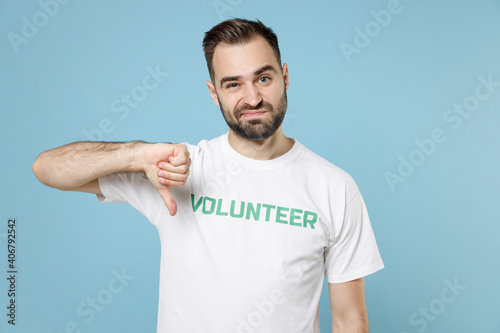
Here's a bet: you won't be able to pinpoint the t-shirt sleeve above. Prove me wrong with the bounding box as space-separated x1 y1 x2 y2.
324 190 384 283
96 171 165 227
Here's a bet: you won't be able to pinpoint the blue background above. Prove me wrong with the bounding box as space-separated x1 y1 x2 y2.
1 0 499 332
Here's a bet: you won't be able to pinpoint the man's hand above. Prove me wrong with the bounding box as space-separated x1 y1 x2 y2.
142 143 191 216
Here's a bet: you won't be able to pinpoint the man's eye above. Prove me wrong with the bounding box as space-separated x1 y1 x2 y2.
259 76 270 83
226 83 238 89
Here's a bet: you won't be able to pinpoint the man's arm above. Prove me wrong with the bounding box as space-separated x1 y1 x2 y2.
329 277 369 333
32 141 191 215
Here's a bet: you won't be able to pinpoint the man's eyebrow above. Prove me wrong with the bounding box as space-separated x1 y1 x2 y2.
219 65 277 87
254 64 276 76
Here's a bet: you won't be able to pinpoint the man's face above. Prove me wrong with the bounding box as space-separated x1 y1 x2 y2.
207 36 289 142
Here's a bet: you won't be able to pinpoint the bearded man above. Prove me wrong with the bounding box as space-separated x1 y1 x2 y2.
33 18 384 333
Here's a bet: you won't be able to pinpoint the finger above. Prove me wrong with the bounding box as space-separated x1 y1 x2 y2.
158 159 191 174
158 169 190 184
158 177 188 187
157 187 177 216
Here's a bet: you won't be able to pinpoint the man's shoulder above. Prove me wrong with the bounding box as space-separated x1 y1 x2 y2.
299 142 353 177
297 141 358 193
180 133 226 152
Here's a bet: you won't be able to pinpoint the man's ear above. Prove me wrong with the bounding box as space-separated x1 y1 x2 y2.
282 63 289 91
206 80 220 107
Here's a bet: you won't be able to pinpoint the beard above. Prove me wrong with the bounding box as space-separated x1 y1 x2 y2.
218 88 288 142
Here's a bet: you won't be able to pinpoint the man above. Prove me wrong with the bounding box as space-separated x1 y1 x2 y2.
33 19 384 333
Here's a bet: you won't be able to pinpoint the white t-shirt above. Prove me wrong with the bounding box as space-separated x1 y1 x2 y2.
97 133 384 333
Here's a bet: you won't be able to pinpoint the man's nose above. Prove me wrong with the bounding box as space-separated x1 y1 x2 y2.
242 84 262 107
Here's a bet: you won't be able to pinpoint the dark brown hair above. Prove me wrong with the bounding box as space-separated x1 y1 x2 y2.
202 18 282 82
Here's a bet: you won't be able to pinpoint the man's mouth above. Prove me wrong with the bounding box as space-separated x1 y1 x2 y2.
240 110 267 118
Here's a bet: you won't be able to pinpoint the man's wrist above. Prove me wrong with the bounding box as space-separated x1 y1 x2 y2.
125 141 150 173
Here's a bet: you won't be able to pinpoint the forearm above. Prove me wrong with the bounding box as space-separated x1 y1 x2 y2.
32 141 147 190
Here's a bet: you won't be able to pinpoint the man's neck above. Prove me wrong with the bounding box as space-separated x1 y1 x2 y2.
227 127 295 160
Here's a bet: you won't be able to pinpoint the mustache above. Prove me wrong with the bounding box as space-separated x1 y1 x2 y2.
236 101 274 117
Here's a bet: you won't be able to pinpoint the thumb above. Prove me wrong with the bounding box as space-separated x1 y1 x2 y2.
157 186 177 216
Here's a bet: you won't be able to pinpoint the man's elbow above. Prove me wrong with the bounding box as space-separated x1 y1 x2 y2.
32 152 56 188
332 314 369 333
32 152 47 184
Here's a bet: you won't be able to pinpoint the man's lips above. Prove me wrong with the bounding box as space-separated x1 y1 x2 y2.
240 110 268 118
